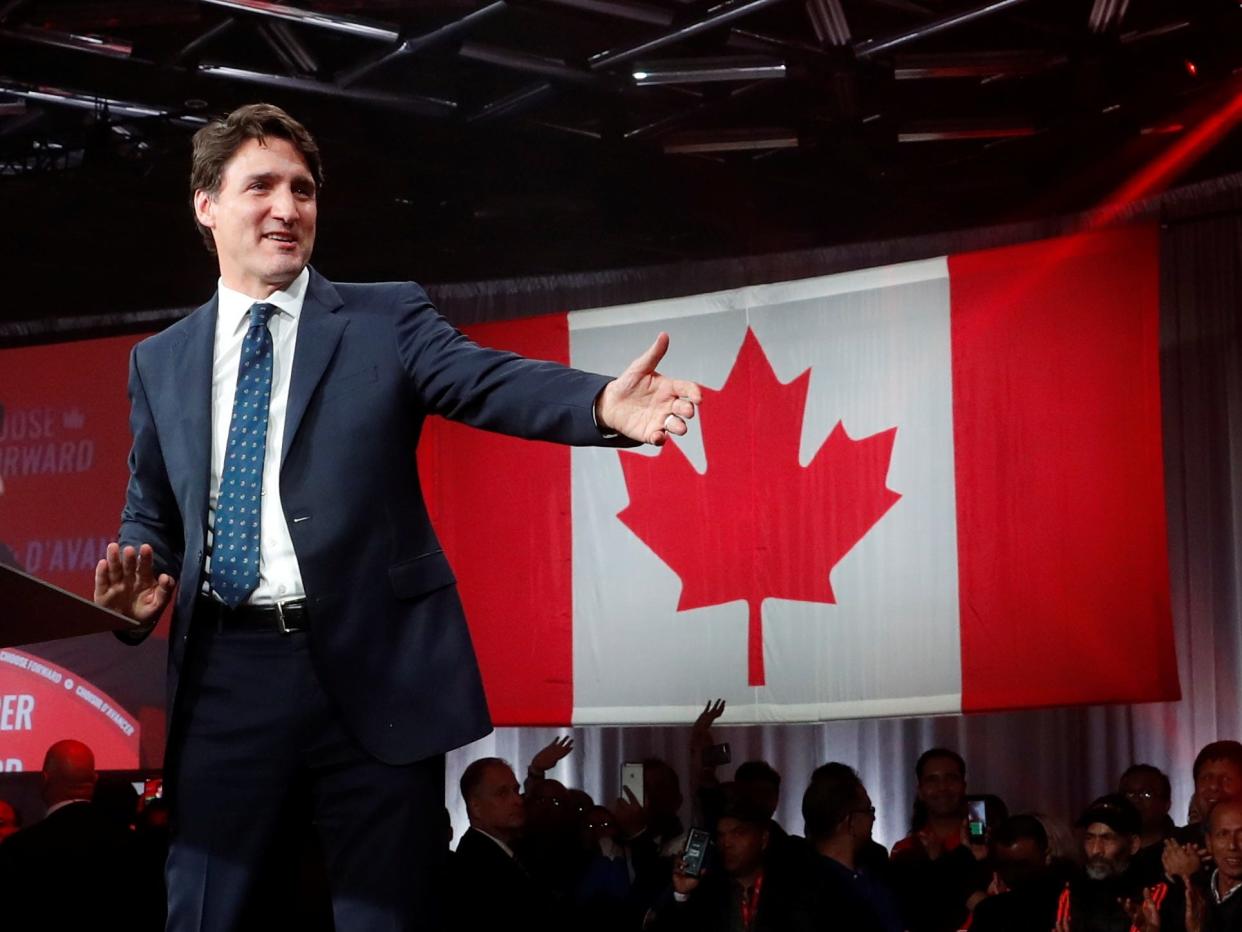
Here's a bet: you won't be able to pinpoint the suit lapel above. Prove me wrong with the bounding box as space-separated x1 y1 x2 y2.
282 268 346 467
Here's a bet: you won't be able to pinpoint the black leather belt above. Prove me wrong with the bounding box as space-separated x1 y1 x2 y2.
195 594 309 634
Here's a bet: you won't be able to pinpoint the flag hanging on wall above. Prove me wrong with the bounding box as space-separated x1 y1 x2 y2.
0 223 1177 741
419 222 1177 724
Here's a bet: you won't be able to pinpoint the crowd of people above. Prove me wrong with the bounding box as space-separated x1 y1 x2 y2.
2 704 1240 931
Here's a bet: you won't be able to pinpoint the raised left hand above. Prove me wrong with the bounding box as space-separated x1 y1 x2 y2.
595 333 702 446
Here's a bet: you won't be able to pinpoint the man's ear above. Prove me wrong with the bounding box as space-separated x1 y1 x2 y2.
193 189 216 229
1129 835 1142 856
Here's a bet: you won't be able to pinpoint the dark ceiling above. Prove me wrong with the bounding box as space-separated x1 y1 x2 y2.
2 0 1242 332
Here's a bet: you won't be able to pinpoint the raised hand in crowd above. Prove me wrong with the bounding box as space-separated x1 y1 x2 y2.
689 700 726 768
526 735 575 791
614 786 647 840
691 699 726 743
689 698 726 807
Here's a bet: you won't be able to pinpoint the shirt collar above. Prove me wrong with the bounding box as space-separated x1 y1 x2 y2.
45 798 90 817
472 827 516 859
1212 869 1242 904
217 266 310 335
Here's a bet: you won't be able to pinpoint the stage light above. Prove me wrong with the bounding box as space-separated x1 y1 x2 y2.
1184 59 1198 78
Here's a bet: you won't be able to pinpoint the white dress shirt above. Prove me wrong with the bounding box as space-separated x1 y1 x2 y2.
204 268 308 605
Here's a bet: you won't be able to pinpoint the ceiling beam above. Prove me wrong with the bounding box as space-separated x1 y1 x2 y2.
258 21 320 76
897 120 1038 142
0 81 206 126
589 0 791 71
195 64 458 118
855 0 1036 60
458 41 601 87
805 0 850 47
337 1 508 88
1 24 133 59
893 50 1066 80
662 126 799 153
1088 0 1131 34
199 0 399 42
467 81 556 123
631 55 786 85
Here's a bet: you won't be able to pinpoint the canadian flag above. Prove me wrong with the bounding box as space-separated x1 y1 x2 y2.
418 223 1178 725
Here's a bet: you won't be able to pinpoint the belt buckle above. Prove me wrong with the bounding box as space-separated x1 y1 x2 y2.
274 598 299 635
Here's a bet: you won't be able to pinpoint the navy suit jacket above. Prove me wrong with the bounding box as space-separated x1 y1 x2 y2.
118 269 621 764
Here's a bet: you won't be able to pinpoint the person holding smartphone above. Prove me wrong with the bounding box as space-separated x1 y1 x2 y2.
650 797 795 932
889 748 991 932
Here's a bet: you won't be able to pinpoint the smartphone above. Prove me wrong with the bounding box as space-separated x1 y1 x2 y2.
966 797 988 841
681 827 711 878
621 762 645 807
701 742 731 768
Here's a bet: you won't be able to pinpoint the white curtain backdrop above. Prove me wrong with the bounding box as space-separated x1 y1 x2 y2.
445 213 1242 852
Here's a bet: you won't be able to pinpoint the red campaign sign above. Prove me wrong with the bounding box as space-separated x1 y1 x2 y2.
0 648 141 771
0 335 145 600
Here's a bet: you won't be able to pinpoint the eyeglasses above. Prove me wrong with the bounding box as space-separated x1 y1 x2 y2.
1123 790 1159 801
852 806 876 818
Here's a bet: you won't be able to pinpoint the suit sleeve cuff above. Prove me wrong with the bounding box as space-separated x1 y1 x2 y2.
592 386 619 439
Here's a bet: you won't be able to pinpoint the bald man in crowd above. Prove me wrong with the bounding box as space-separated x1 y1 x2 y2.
1156 798 1242 931
451 757 567 932
0 740 143 927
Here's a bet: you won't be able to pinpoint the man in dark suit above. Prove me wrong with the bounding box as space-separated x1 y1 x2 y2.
451 757 565 932
92 103 701 931
0 740 141 927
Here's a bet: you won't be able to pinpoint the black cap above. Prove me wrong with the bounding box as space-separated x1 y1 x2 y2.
1076 793 1142 836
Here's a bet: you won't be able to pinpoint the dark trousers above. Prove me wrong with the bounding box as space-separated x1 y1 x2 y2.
166 620 446 932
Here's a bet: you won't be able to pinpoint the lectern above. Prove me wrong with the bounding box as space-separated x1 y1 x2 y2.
0 563 142 648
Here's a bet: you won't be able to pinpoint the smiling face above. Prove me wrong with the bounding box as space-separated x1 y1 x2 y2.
1207 801 1242 887
918 754 967 819
194 135 317 298
1196 758 1242 813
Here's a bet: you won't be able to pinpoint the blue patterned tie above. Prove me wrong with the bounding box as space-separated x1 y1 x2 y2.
211 302 275 607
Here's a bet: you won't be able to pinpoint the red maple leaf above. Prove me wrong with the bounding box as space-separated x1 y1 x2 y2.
616 328 902 687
